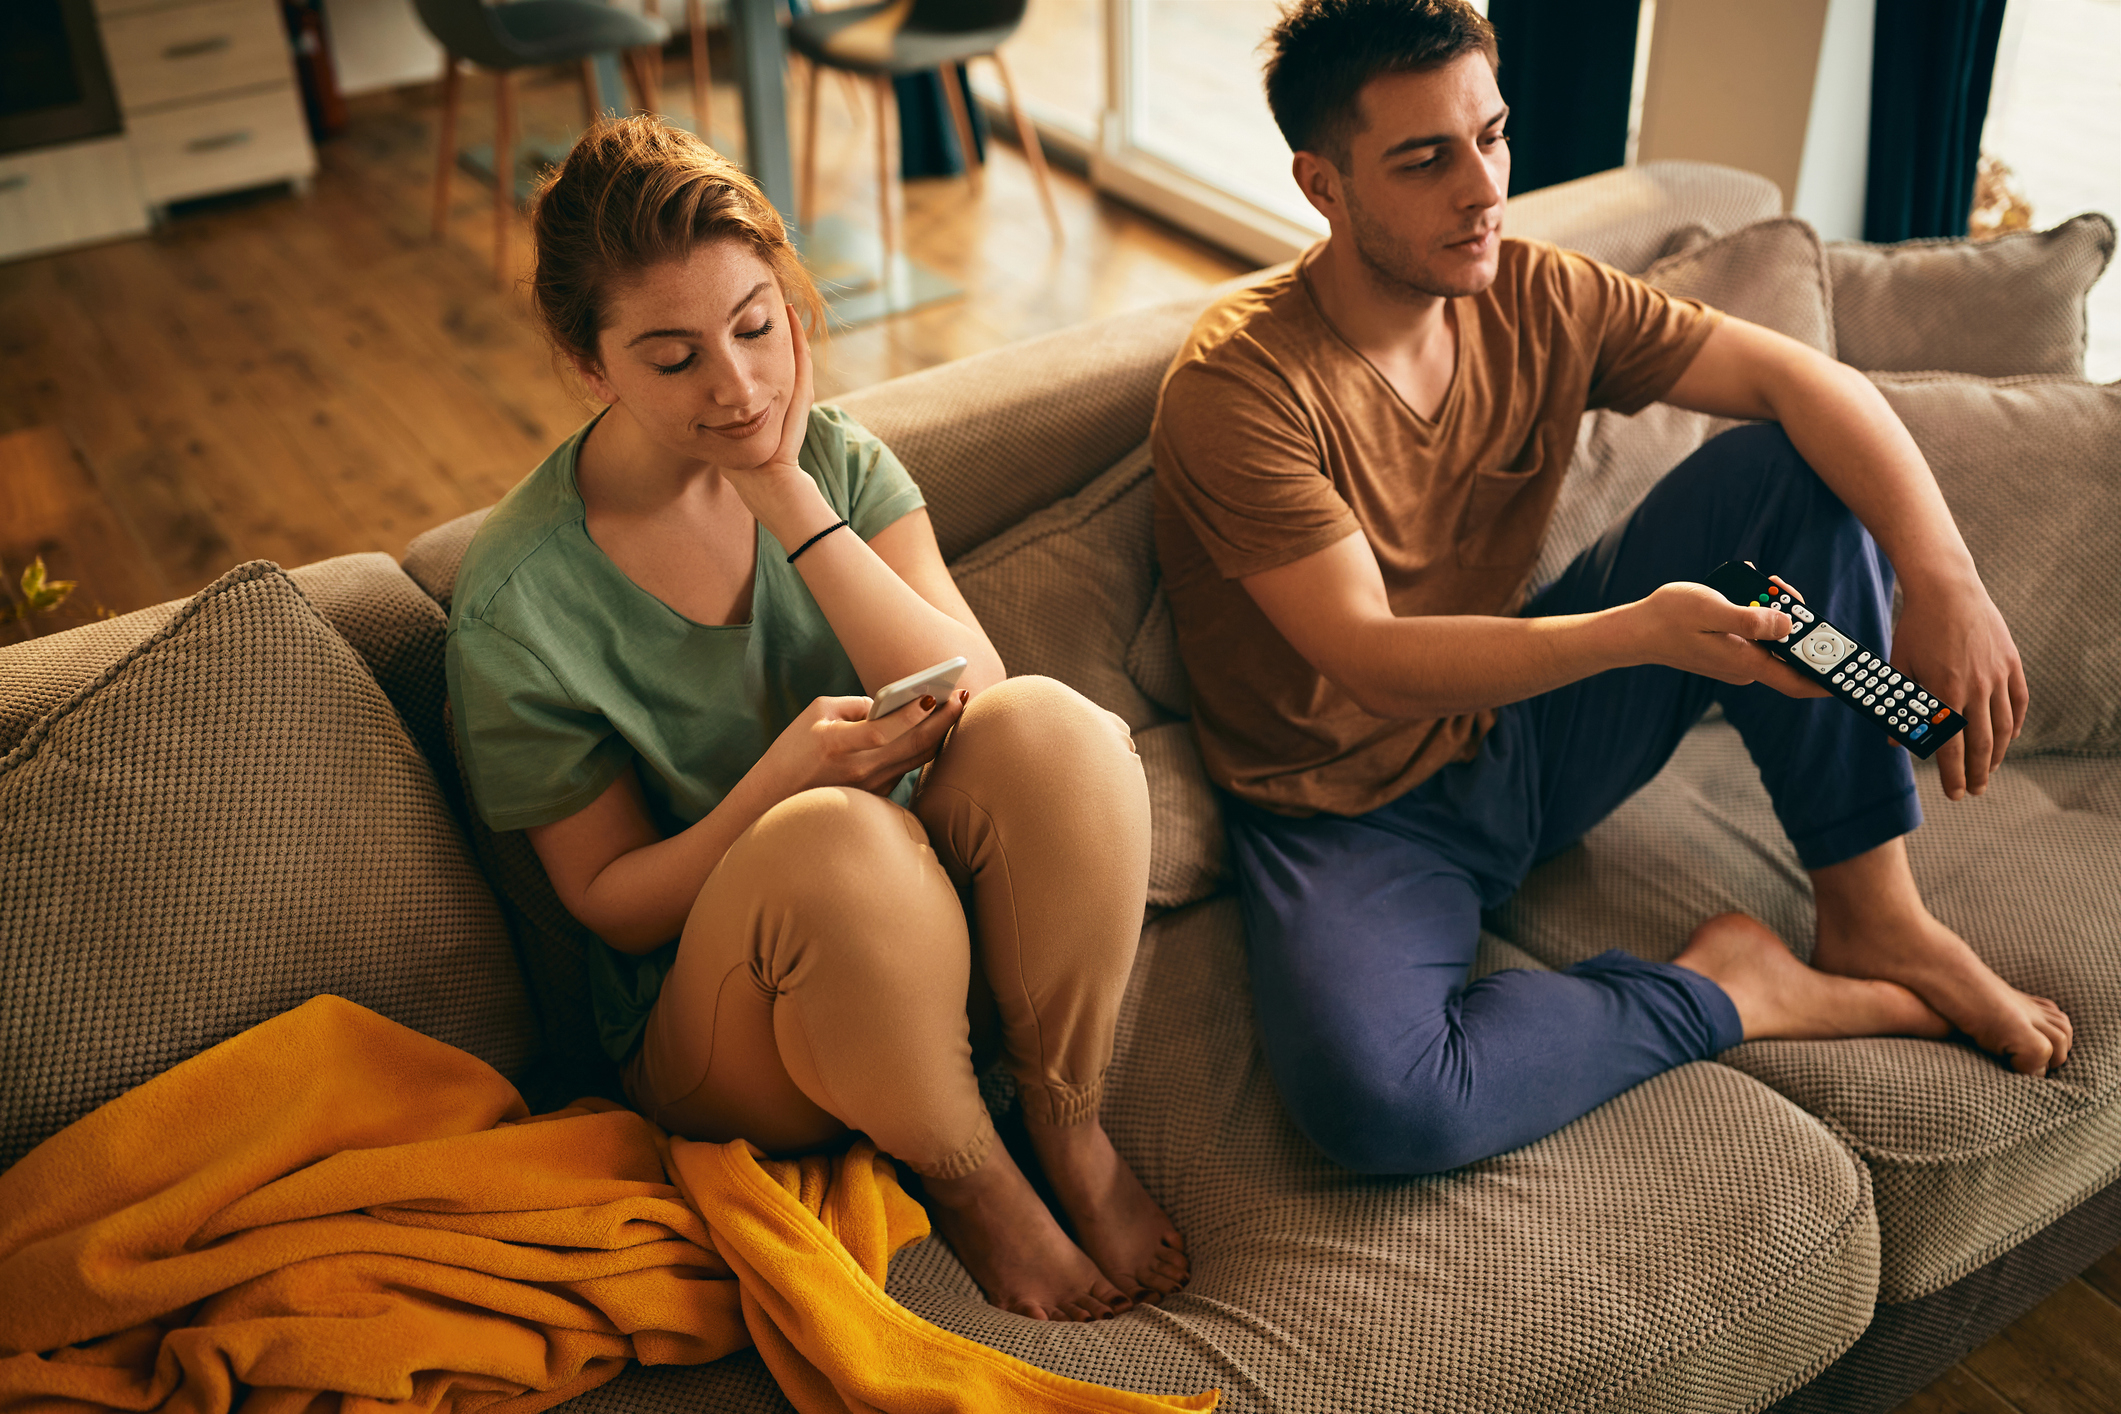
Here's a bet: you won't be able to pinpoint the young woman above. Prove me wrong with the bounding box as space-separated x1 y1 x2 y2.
445 117 1186 1320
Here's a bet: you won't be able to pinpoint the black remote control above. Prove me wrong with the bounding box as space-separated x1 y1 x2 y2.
1702 561 1967 761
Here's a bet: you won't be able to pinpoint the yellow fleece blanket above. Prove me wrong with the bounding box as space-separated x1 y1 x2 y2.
0 996 1216 1414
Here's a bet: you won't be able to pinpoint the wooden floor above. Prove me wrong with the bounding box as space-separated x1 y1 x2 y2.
0 56 1239 632
1 49 2117 1414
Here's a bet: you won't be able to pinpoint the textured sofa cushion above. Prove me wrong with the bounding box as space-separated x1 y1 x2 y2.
1827 215 2116 377
1491 724 2121 1303
0 561 532 1169
1872 372 2121 756
567 903 1878 1414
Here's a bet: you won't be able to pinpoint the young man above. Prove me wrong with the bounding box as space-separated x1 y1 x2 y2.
1151 0 2071 1176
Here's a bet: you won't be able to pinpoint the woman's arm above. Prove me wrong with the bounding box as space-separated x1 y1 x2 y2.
730 310 1007 696
529 691 967 952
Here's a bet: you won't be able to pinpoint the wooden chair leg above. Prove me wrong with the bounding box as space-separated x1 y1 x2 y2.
493 67 517 290
432 54 462 239
873 74 896 289
938 63 981 195
800 56 821 227
579 57 601 124
623 49 662 115
688 0 710 138
988 48 1061 244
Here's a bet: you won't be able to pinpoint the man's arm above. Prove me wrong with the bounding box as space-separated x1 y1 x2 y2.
1241 529 1823 722
1659 316 2027 799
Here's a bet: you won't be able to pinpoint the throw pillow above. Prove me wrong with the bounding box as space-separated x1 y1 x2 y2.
1873 373 2121 756
1828 214 2116 377
949 443 1227 909
0 561 532 1168
1642 216 1837 355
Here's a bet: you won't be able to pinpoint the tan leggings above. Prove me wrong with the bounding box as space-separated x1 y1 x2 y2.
623 675 1151 1180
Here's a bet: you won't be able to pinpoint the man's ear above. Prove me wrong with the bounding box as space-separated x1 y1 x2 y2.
1292 150 1345 226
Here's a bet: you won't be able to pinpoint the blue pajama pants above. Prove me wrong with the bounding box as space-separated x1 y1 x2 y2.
1224 425 1922 1175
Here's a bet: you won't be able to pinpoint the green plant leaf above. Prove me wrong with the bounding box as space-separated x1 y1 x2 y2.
21 557 76 613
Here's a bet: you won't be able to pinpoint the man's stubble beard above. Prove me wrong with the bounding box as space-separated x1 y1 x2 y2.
1343 178 1491 303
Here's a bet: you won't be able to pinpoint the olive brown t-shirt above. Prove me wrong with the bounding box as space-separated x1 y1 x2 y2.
1152 237 1721 818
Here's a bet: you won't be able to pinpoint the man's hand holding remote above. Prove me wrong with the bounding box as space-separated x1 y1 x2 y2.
1890 576 2028 801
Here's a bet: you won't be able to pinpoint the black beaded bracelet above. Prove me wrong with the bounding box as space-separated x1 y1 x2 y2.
786 519 850 564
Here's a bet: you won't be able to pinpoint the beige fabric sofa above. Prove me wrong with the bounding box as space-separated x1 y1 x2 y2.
3 161 2115 1413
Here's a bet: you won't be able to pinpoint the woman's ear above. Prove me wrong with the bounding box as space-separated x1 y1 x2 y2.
574 354 618 406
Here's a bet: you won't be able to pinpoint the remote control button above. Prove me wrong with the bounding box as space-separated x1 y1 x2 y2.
1889 672 1902 685
1873 704 1886 715
1912 723 1929 739
1896 721 1910 733
1833 673 1846 685
1932 708 1951 723
1795 624 1853 670
1858 651 1871 663
1797 607 1814 621
1863 694 1876 705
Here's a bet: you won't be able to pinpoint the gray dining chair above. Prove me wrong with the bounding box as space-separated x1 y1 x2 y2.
412 0 672 286
789 0 1061 281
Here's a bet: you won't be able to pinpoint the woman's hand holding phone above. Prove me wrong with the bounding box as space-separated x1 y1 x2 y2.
762 689 968 798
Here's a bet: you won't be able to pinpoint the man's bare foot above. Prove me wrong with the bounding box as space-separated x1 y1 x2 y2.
921 1144 1131 1321
1811 840 2073 1076
1675 913 1952 1043
1025 1117 1189 1304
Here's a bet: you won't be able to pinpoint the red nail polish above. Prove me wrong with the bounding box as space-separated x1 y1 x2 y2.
919 695 936 712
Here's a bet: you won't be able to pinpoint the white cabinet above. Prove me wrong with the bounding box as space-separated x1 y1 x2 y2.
101 0 318 210
0 137 152 262
2 0 320 260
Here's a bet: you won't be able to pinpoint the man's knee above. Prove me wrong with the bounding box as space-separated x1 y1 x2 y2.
1272 1036 1498 1177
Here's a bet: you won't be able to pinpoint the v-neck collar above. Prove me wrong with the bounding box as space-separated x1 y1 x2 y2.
565 412 761 633
1297 245 1466 429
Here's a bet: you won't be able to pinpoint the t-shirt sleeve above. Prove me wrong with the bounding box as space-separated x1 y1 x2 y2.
446 614 633 832
811 404 926 541
1153 357 1361 580
1554 247 1724 415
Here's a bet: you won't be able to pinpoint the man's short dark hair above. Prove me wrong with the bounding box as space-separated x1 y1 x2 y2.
1264 0 1499 164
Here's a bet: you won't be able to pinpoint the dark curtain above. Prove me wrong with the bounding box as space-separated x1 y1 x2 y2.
1485 0 1642 196
895 64 987 179
1863 0 2008 242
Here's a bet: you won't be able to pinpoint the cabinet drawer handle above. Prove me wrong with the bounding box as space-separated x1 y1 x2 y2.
185 130 253 153
164 35 234 60
0 175 27 195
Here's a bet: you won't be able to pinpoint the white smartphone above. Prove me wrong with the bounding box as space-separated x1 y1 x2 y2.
867 656 969 721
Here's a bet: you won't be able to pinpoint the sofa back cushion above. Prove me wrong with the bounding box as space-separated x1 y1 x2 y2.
1827 214 2115 377
1872 372 2121 755
834 301 1207 561
0 562 533 1168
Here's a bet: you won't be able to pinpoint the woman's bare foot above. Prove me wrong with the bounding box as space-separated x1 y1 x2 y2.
920 1143 1130 1321
1674 913 1952 1043
1025 1117 1189 1304
1810 840 2073 1076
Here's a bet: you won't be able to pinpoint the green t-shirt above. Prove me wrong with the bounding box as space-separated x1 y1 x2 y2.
446 403 927 1062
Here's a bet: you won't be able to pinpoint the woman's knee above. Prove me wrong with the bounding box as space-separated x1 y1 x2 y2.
711 787 938 923
955 675 1136 768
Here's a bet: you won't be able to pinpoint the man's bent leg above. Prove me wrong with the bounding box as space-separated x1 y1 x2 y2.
1225 798 1740 1176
